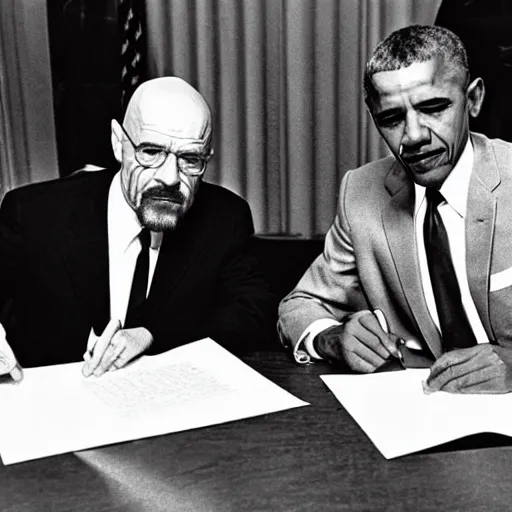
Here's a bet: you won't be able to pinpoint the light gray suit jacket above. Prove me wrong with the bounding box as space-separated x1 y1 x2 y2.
278 133 512 359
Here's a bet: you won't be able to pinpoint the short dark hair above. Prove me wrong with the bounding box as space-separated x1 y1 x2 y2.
364 25 469 103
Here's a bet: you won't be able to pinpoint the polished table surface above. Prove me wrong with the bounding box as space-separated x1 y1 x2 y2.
2 350 512 512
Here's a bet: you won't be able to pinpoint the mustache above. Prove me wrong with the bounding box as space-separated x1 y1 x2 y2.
141 184 186 205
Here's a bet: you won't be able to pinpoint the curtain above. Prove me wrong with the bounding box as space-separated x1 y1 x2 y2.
0 0 59 198
146 0 443 236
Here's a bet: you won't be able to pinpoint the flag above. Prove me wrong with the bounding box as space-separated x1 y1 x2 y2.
118 0 146 111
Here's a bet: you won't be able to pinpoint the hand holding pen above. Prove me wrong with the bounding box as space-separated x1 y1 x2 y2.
82 319 122 377
82 319 154 378
313 309 403 373
372 309 406 372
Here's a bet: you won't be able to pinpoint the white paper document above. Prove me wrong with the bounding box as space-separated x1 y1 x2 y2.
321 370 512 459
0 338 308 465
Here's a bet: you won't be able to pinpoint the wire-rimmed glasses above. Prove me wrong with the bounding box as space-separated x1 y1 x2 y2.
119 124 208 176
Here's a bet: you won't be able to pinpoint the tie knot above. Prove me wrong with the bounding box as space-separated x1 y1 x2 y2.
425 187 445 208
139 228 151 251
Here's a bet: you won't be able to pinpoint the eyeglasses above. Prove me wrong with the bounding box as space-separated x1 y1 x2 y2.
119 124 208 176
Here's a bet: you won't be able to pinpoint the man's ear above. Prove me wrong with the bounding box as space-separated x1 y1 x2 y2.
467 77 485 118
111 119 123 163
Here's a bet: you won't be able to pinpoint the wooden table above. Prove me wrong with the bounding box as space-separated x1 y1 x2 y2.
2 350 512 512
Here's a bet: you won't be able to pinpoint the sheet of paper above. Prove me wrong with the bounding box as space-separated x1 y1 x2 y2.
0 338 308 465
321 370 512 459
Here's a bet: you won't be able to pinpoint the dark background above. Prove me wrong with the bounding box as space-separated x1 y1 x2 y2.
47 0 122 176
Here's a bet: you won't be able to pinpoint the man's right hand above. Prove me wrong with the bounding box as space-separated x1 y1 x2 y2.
313 310 401 372
0 324 23 382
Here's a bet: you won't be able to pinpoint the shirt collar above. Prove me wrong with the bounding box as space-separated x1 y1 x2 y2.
108 172 144 253
414 137 474 217
108 172 165 251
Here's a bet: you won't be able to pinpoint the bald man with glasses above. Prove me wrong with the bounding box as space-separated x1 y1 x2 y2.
0 77 275 380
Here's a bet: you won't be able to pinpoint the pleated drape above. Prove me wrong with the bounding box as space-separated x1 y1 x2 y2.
0 0 58 198
146 0 442 236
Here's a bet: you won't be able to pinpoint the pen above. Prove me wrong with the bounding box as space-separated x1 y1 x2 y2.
86 327 98 359
373 309 405 367
83 319 122 364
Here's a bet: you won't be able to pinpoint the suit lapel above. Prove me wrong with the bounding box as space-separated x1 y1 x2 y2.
145 190 207 315
466 134 500 341
61 173 112 334
382 161 443 357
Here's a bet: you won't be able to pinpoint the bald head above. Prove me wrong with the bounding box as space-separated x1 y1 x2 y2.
124 77 212 149
112 77 214 232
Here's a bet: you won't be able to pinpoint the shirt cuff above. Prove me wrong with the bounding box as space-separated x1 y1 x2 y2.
293 318 341 364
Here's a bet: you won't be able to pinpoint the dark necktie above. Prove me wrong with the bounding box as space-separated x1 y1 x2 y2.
423 188 477 351
125 228 151 328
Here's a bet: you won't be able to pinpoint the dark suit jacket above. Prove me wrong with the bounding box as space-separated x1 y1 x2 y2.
0 169 276 367
279 133 512 359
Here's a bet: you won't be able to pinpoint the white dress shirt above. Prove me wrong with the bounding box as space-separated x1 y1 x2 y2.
414 138 488 345
294 137 487 363
108 172 163 326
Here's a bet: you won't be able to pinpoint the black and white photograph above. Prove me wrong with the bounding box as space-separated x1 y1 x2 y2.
1 0 512 510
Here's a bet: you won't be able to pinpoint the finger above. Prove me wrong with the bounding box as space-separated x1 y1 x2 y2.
323 324 385 371
345 352 380 373
351 325 391 361
458 377 507 394
351 341 389 370
374 357 404 373
428 346 481 383
0 353 16 375
85 327 115 372
428 360 479 392
93 337 127 377
368 321 401 358
103 342 126 371
427 351 490 391
106 352 125 372
110 360 122 370
104 327 152 372
344 314 390 360
110 350 132 371
82 319 121 377
10 364 23 383
0 353 22 381
442 365 501 394
0 326 20 376
359 313 400 358
92 333 126 376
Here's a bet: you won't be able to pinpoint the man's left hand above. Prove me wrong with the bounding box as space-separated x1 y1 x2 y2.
0 324 23 382
426 344 512 394
82 327 154 378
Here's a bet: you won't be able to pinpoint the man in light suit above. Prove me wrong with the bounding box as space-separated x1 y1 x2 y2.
279 25 512 394
0 77 275 380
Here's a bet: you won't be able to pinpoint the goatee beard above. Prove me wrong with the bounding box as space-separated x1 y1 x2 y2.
137 184 187 232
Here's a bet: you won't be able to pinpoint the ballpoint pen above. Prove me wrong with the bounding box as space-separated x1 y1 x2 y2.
373 309 406 368
85 319 122 358
86 327 98 359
